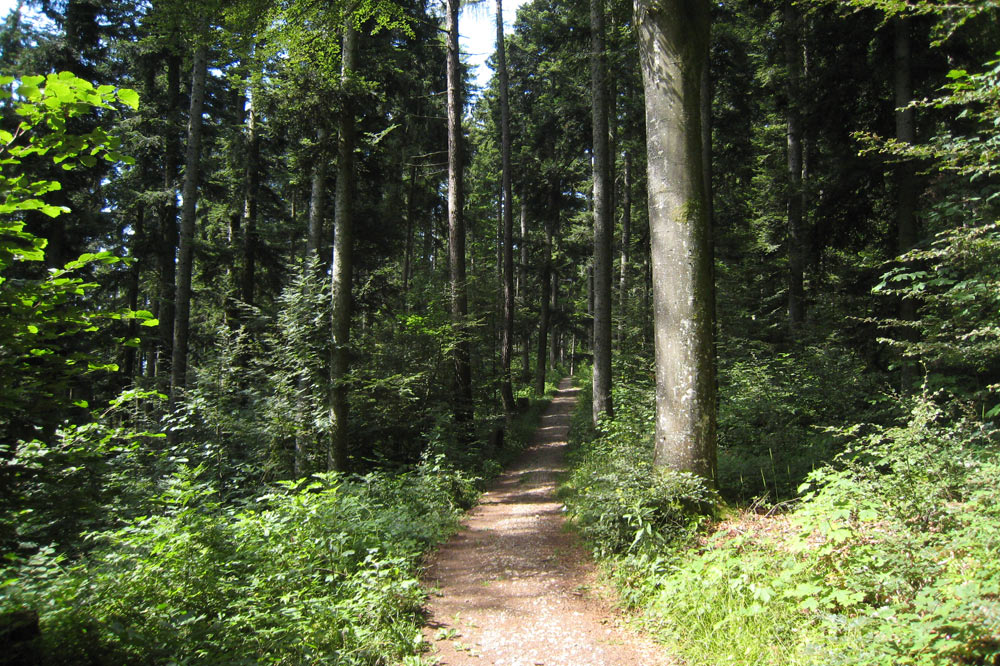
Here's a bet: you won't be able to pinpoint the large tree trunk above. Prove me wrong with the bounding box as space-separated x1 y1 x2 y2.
170 42 209 398
306 124 328 266
328 24 358 473
155 52 181 388
636 0 716 483
497 0 516 414
591 0 613 424
240 83 260 308
784 1 806 330
617 150 631 348
447 0 473 421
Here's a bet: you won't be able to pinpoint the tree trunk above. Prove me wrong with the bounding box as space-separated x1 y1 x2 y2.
591 0 613 424
534 219 552 396
327 24 358 472
447 0 473 421
569 332 576 376
618 150 631 348
123 205 143 381
403 163 417 292
497 0 516 414
327 24 359 472
784 1 805 330
549 268 559 368
155 52 181 388
170 42 209 398
241 83 260 308
306 124 328 266
636 0 716 483
519 195 531 383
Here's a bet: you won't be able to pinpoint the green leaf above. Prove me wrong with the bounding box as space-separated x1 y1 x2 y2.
18 84 41 101
784 582 823 598
117 88 139 110
797 597 820 611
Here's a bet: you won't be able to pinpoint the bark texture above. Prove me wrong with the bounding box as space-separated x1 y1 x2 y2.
519 197 531 383
403 164 417 292
618 150 631 348
447 0 473 420
497 0 516 414
155 52 181 386
535 218 553 396
170 42 208 397
636 0 716 482
306 124 328 265
328 24 358 472
240 84 260 308
591 0 613 424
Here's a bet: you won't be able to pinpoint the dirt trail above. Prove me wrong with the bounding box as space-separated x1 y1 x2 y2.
419 379 675 666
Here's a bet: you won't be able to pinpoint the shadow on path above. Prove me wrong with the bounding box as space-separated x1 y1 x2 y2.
419 379 675 666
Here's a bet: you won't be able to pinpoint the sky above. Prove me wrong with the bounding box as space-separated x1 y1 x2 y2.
459 0 530 91
0 0 530 91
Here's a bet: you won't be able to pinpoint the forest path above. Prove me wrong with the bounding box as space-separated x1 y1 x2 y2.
418 378 675 666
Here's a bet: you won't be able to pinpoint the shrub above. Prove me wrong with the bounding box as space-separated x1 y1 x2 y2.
627 395 1000 666
562 376 715 558
0 462 475 665
716 341 890 503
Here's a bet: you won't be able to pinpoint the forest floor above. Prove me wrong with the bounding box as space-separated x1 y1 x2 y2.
418 378 676 666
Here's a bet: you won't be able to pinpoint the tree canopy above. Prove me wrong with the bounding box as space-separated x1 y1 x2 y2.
1 0 999 663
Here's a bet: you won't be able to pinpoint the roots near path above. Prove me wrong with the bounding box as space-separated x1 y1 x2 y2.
420 379 674 666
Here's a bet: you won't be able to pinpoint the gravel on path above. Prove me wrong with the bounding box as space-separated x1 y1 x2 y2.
418 378 676 666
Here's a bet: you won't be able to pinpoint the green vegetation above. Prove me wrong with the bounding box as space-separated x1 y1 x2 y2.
559 4 1000 663
2 0 999 663
566 385 1000 665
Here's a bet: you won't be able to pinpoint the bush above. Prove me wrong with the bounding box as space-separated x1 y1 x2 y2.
716 341 890 503
627 395 1000 666
562 375 715 558
0 461 476 665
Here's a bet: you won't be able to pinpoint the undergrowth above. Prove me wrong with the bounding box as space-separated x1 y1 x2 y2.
562 368 715 558
1 393 554 665
562 360 1000 666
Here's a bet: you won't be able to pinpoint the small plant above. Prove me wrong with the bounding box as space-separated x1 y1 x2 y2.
562 376 715 558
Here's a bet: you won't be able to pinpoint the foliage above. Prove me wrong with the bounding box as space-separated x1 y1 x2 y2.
716 340 891 503
620 396 1000 666
0 71 158 556
0 389 166 554
562 371 716 558
820 0 1000 45
874 222 1000 403
866 56 1000 406
1 461 477 665
0 72 146 440
589 26 1000 666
